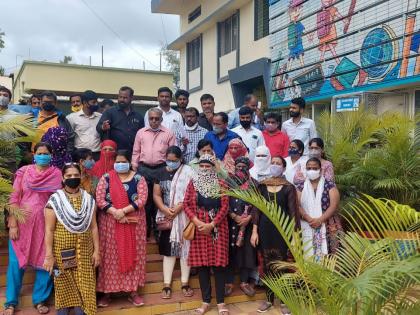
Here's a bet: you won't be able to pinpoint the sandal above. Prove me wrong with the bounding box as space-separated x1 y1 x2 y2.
181 284 194 297
224 283 234 297
161 286 172 299
4 305 15 315
194 302 210 314
240 282 256 297
35 303 49 314
217 303 229 315
128 292 144 307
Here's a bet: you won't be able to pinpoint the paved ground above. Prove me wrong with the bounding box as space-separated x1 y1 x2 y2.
166 301 283 314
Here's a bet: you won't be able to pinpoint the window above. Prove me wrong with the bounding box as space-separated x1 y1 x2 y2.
218 12 239 56
187 36 201 71
254 0 269 40
188 6 201 23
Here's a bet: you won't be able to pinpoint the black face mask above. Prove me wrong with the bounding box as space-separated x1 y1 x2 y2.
290 111 300 118
64 178 81 189
240 120 252 129
89 104 100 112
42 102 56 112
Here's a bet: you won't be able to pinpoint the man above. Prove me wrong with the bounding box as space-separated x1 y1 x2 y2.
38 91 74 152
176 107 207 163
175 89 189 120
262 112 290 158
232 106 265 161
28 94 42 118
228 94 264 130
132 108 176 237
204 112 239 160
198 94 215 131
98 99 114 113
281 97 317 155
67 90 102 160
96 86 144 152
144 87 184 134
70 94 83 113
0 86 15 119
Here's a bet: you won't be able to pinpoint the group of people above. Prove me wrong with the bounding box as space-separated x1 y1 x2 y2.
0 83 343 315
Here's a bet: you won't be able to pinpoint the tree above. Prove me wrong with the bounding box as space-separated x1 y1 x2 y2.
0 29 4 51
0 66 4 76
160 44 180 88
60 56 73 64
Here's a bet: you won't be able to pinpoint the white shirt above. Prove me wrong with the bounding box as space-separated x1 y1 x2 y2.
281 117 317 155
232 125 265 162
144 106 184 135
284 156 307 185
67 109 102 152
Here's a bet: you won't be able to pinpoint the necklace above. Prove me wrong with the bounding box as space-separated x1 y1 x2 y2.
64 188 81 196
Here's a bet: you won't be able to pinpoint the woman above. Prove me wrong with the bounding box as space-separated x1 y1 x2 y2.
90 140 117 183
284 139 307 184
41 127 72 169
153 146 195 299
250 145 272 183
190 139 227 178
96 150 148 307
294 138 335 183
251 156 300 313
225 157 258 298
72 148 96 195
4 142 62 315
184 154 230 315
296 157 342 262
43 163 100 315
222 139 249 175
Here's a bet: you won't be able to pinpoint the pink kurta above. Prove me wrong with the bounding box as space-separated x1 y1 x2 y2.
9 165 62 269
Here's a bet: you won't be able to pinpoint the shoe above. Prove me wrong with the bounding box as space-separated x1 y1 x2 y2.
97 294 110 307
240 282 256 297
257 301 272 313
128 293 144 306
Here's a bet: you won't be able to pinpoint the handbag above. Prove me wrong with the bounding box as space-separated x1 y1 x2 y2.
156 165 184 231
60 248 77 270
183 221 195 241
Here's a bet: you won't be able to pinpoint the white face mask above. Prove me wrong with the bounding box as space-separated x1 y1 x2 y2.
0 95 10 107
306 169 321 181
254 156 268 169
269 164 283 177
185 122 198 131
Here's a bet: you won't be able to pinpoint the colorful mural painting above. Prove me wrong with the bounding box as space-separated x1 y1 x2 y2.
269 0 420 107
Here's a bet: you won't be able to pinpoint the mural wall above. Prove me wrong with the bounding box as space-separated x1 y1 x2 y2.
269 0 420 107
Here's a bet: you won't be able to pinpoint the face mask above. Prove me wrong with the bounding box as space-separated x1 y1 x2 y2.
0 95 10 107
42 102 56 112
118 102 129 109
254 156 268 169
240 120 251 129
307 169 321 181
82 159 95 170
288 148 300 157
89 104 99 112
213 127 224 135
34 154 51 166
185 122 198 131
64 178 81 189
265 123 278 132
114 162 130 173
166 160 181 170
270 164 284 177
150 127 160 132
71 105 81 112
289 111 300 118
309 149 322 159
234 169 249 184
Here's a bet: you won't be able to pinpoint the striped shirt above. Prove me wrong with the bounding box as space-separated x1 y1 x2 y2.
176 124 208 164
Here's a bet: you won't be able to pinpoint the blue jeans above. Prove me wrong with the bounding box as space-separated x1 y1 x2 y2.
5 240 53 307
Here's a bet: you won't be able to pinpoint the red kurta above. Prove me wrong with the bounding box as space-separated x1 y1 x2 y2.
183 180 229 267
262 129 290 158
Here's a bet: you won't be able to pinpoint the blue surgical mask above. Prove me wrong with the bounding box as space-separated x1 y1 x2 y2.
114 162 130 173
83 159 95 170
213 126 224 135
166 160 181 170
288 148 300 157
34 154 51 166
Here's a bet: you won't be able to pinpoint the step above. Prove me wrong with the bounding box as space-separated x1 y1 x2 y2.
6 287 265 315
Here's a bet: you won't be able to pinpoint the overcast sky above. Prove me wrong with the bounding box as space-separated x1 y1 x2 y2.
0 0 179 75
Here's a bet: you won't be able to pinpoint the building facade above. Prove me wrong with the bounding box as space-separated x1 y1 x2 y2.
152 0 271 112
269 0 420 118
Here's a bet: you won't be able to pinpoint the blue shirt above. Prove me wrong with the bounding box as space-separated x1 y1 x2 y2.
204 129 240 160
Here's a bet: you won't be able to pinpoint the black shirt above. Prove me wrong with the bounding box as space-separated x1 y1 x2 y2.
96 105 144 152
198 113 213 131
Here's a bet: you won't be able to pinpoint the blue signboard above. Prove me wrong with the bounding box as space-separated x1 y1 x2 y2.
336 97 360 112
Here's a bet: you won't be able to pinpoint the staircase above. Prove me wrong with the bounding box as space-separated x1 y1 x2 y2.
0 238 265 314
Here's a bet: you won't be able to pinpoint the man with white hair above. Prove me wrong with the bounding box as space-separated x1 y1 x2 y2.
132 107 176 239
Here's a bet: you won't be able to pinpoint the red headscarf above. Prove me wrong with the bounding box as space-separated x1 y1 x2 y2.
108 169 137 273
222 139 249 175
90 140 117 178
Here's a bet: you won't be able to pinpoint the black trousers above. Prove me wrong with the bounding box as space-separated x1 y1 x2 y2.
138 164 166 238
198 266 226 304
